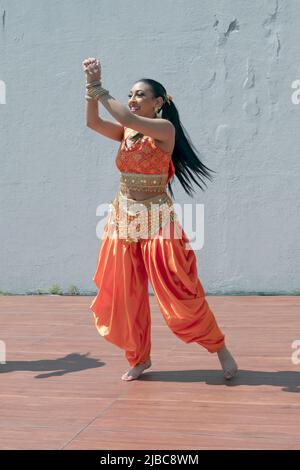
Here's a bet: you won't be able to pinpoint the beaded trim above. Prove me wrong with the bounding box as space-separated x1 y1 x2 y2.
119 172 169 192
106 189 177 243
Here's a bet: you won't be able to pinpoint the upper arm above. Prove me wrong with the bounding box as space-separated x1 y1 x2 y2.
87 118 124 142
124 114 175 143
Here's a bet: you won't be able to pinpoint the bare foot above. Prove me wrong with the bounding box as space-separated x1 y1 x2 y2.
217 346 238 380
121 358 152 381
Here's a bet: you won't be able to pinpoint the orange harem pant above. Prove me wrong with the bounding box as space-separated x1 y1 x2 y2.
89 219 225 367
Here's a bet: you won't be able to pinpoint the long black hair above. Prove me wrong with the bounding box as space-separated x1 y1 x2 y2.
133 78 217 200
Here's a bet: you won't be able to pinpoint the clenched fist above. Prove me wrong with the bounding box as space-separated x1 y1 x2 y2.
82 57 101 83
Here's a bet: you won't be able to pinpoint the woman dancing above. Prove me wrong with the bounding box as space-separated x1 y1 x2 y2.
82 57 238 382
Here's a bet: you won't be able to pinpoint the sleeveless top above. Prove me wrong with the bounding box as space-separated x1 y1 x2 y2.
115 127 175 184
107 126 178 243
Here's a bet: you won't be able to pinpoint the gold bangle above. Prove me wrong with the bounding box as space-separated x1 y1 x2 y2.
85 93 107 101
86 80 102 88
85 85 103 92
85 84 109 100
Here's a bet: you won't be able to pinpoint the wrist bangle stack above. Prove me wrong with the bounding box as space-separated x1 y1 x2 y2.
85 80 110 101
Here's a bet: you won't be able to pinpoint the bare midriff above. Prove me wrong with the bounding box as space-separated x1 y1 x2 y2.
120 189 165 201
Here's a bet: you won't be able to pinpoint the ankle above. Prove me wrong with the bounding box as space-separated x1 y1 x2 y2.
217 345 228 356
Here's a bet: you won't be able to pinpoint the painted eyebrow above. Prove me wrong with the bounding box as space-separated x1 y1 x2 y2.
128 89 146 93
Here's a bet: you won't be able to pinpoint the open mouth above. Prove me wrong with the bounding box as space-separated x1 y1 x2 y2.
129 106 140 111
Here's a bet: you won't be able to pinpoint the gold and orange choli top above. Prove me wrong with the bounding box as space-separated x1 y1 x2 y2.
107 127 177 243
115 126 175 188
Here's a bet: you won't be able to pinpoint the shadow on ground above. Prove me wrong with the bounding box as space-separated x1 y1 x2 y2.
136 369 300 393
0 353 103 378
1 355 299 392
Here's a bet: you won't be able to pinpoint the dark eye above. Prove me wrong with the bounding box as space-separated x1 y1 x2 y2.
128 92 144 97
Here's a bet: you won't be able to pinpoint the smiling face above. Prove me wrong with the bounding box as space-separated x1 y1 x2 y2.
128 82 164 118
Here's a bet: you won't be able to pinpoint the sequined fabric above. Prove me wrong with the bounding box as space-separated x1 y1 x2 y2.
109 128 177 242
119 172 169 193
115 127 175 183
107 187 177 243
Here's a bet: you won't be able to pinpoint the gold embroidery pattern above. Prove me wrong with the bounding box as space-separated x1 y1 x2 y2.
107 189 177 243
116 135 172 174
119 172 169 192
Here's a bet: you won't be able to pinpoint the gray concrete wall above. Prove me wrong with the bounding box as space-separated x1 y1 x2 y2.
1 0 299 295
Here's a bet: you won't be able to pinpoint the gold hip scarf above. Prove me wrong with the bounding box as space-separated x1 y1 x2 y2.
106 174 177 243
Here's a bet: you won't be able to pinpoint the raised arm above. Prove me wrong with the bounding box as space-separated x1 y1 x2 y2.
82 57 175 144
82 58 124 142
99 94 174 143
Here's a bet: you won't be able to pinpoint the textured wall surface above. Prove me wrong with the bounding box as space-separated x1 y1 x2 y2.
1 0 299 295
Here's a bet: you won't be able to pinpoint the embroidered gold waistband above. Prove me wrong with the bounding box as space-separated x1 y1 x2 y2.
106 189 177 243
117 189 170 211
119 172 168 192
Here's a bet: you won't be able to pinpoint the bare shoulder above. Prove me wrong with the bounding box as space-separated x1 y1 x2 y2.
153 120 175 154
157 119 175 137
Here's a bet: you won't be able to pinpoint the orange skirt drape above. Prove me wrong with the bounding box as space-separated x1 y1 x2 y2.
89 216 225 367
